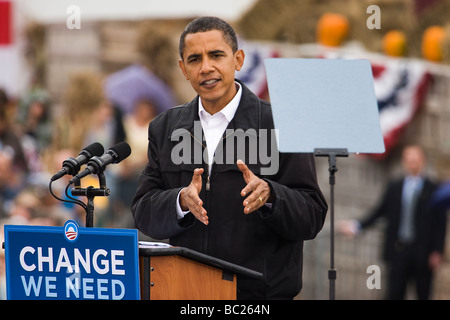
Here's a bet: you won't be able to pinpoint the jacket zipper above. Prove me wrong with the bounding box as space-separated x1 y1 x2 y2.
206 173 210 191
189 129 234 253
189 131 210 254
189 131 210 189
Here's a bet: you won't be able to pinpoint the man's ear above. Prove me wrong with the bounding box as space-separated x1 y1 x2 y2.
179 59 189 80
235 49 245 72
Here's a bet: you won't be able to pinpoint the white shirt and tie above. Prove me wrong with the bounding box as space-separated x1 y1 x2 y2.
398 175 424 243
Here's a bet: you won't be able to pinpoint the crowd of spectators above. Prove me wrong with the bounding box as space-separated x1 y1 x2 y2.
0 69 176 299
0 24 178 298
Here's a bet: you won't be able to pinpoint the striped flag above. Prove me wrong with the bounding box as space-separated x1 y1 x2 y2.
320 49 431 158
320 50 431 159
236 39 279 99
371 59 430 159
240 43 430 159
0 1 12 45
319 51 431 159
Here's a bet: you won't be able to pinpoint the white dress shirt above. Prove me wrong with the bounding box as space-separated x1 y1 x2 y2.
198 82 242 173
176 82 242 219
398 175 424 242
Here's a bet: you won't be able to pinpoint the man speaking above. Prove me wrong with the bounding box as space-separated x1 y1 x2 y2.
131 16 328 299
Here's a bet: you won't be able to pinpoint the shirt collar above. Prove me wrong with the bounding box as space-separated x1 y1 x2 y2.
405 175 424 182
404 175 425 189
198 82 242 122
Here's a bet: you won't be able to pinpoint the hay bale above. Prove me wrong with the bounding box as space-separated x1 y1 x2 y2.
237 0 450 63
237 0 359 44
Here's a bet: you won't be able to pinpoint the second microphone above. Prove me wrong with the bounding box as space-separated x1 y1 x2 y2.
69 141 132 185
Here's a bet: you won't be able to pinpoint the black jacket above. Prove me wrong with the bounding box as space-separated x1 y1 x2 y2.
132 81 328 299
360 177 447 263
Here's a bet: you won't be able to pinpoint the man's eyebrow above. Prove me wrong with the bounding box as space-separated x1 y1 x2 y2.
209 50 226 55
186 50 227 61
186 53 201 61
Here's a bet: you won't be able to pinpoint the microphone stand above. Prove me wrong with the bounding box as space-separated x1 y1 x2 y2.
70 172 111 227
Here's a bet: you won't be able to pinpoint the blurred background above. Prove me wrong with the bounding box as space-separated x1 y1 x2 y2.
0 0 449 300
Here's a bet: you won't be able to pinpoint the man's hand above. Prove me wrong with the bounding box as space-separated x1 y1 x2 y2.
179 168 208 225
429 251 442 271
237 159 273 214
336 219 360 239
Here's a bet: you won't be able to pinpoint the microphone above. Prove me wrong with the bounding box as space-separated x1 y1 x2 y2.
51 142 104 181
69 141 131 184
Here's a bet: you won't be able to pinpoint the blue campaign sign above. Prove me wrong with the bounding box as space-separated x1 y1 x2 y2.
4 221 140 300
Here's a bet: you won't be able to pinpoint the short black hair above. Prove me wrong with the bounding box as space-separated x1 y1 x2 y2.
179 16 238 59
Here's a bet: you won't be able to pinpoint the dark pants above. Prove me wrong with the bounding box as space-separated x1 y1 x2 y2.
387 241 433 300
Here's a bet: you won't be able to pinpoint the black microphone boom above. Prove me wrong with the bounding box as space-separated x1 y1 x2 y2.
51 142 104 181
69 141 131 184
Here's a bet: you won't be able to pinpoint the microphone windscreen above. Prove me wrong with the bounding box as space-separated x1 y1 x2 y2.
110 141 132 163
84 142 105 157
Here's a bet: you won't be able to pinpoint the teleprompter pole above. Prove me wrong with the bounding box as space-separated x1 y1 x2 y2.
314 148 348 300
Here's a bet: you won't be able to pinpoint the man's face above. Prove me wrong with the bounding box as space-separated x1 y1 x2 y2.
402 146 425 176
179 30 244 113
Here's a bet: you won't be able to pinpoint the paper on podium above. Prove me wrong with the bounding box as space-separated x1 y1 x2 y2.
139 241 171 248
264 58 385 154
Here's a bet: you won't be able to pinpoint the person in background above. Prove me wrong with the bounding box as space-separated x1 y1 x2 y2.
0 89 29 218
104 22 177 117
0 89 29 175
112 99 158 227
51 71 125 153
338 145 447 299
16 88 53 154
49 71 126 227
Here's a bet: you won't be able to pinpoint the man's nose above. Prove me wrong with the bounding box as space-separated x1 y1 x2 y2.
200 58 214 73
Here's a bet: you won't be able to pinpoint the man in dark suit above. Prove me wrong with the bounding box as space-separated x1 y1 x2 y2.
339 145 447 299
131 16 328 299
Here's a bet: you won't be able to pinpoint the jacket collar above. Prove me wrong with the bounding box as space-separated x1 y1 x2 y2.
169 79 261 136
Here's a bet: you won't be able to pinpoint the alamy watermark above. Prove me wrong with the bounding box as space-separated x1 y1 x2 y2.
366 264 381 290
66 5 81 30
366 5 381 30
66 5 381 31
170 121 279 175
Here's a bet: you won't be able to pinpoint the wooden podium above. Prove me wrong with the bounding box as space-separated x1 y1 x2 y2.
139 246 263 300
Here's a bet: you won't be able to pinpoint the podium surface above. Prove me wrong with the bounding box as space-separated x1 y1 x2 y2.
139 246 263 300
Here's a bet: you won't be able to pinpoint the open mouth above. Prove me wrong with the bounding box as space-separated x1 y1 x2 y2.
200 79 220 86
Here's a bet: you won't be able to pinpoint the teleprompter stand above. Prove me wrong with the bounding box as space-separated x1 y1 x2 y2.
264 58 385 300
314 148 348 300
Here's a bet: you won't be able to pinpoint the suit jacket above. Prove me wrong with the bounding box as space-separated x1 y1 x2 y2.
360 176 447 263
131 80 328 299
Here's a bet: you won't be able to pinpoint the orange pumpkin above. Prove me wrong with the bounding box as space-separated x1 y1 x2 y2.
421 26 446 62
382 30 407 57
316 13 350 47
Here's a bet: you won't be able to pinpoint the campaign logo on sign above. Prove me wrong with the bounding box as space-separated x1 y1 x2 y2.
63 220 79 243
